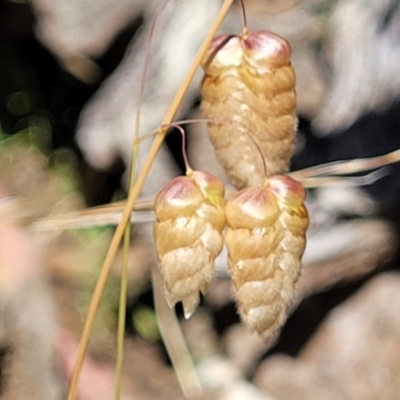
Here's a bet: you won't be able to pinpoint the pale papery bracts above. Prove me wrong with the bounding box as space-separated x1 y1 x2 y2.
153 169 226 319
224 175 308 339
201 28 296 189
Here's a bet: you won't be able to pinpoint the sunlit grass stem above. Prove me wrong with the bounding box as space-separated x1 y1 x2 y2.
66 1 235 398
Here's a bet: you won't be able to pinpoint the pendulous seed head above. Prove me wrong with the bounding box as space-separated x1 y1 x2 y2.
224 175 308 340
201 29 297 189
153 171 226 319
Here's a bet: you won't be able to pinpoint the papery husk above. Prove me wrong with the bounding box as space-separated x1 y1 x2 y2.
225 175 308 340
201 29 296 189
153 170 226 318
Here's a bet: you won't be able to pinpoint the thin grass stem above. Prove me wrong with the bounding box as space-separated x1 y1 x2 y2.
290 148 400 180
114 225 130 399
66 1 234 398
151 265 203 399
114 1 172 397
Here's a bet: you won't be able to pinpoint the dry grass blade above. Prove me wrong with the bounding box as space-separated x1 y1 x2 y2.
290 148 400 180
30 199 154 230
32 210 155 230
297 168 388 188
30 149 400 232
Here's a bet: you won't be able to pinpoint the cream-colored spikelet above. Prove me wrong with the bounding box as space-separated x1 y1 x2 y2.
201 29 296 189
153 169 226 318
224 175 308 340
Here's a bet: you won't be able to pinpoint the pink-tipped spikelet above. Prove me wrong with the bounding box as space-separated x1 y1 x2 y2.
201 29 297 189
224 175 308 339
153 170 226 318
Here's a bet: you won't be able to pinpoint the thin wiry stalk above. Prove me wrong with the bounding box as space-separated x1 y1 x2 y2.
290 148 400 179
296 168 388 188
151 265 203 399
115 1 171 398
66 1 235 399
32 148 400 231
115 225 130 400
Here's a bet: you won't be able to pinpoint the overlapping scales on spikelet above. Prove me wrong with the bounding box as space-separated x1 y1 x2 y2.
224 175 308 339
201 29 297 189
153 170 226 318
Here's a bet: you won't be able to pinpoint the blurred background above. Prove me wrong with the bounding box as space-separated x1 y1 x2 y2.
1 0 400 399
